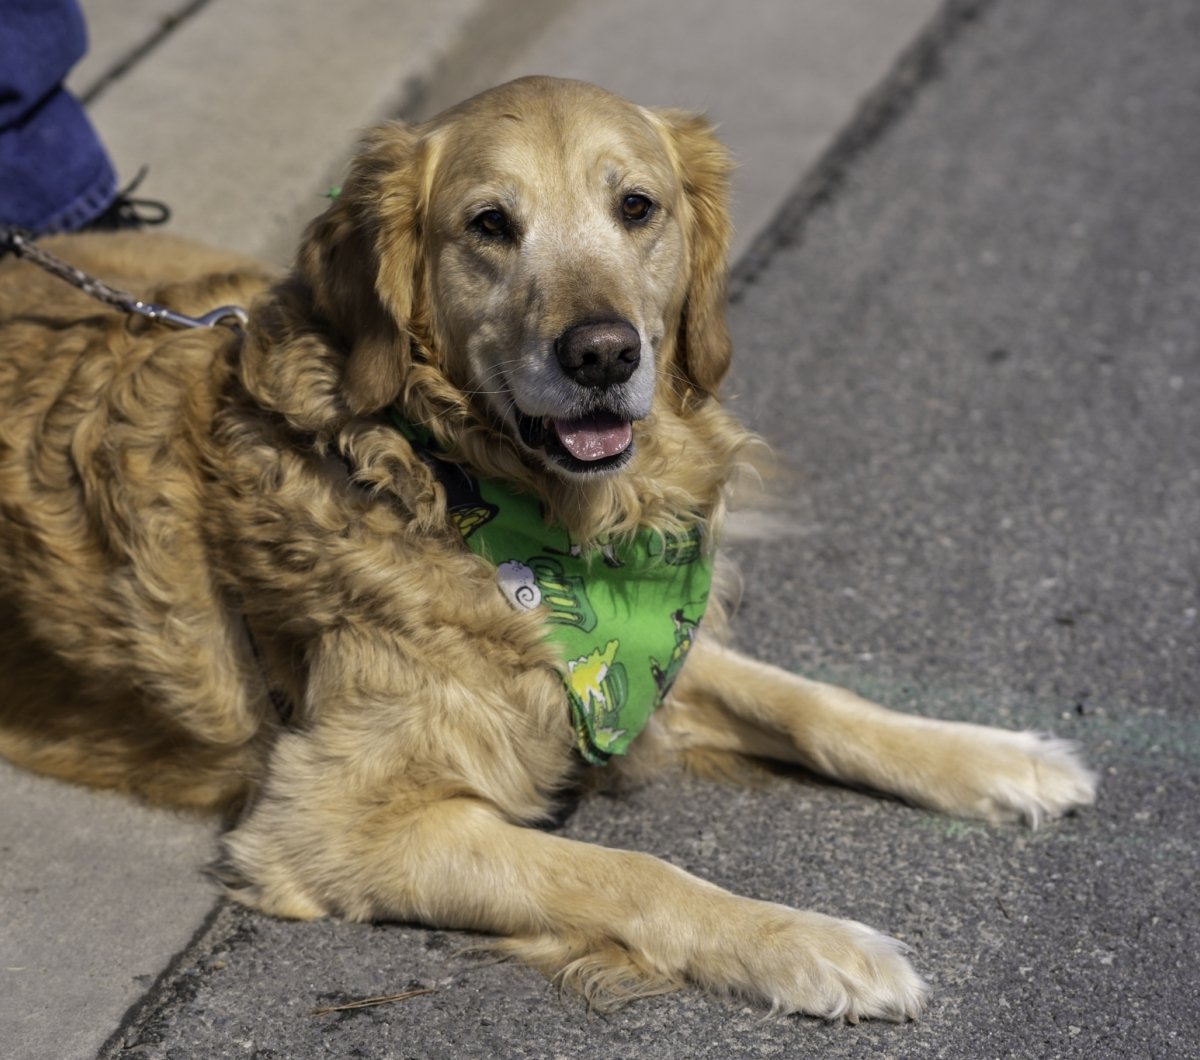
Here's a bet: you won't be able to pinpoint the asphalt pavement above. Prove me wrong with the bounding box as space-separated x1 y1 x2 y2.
3 0 1198 1058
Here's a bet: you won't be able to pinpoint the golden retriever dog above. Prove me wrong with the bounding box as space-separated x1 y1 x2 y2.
0 76 1096 1022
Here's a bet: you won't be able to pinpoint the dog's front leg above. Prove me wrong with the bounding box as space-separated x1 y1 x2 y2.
221 771 926 1021
665 640 1097 824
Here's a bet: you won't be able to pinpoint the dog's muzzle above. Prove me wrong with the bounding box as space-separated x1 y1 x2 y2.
511 319 644 474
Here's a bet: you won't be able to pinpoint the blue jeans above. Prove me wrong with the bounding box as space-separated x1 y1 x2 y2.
0 0 116 233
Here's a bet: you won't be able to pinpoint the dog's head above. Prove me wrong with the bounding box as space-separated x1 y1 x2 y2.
292 77 734 485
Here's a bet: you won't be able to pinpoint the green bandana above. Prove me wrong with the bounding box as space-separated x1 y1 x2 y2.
394 413 713 764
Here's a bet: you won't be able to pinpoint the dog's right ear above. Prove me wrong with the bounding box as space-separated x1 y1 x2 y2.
653 108 734 405
299 122 429 415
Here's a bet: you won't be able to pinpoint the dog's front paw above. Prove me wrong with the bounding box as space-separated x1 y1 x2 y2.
733 909 928 1022
922 726 1097 826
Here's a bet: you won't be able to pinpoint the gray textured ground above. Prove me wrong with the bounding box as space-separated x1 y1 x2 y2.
63 0 1200 1056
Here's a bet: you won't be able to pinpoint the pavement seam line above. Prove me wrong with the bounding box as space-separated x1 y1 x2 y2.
78 0 214 106
94 898 229 1059
729 0 1000 302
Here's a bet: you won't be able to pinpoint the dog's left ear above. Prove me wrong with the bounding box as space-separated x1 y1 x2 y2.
655 109 735 401
300 122 431 415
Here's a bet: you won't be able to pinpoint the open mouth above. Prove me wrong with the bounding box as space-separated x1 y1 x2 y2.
517 410 635 474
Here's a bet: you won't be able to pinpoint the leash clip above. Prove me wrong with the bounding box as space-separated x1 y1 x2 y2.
135 302 250 331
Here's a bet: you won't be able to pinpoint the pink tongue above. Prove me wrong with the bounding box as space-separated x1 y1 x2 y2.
551 414 633 461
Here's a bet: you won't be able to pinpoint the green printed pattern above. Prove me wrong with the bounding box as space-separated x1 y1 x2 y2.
464 479 712 764
391 411 713 764
475 494 700 763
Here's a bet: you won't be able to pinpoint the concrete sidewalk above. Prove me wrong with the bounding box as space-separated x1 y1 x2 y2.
2 2 946 1058
69 0 943 264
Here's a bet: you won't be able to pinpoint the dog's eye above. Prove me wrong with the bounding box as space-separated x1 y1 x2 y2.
620 194 655 225
471 208 512 241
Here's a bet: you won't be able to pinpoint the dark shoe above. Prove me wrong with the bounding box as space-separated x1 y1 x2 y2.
82 168 170 231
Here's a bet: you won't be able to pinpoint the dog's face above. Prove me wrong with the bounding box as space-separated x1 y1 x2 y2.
299 77 734 483
424 83 690 477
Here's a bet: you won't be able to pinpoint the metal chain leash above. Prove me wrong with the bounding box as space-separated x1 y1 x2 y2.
1 225 248 331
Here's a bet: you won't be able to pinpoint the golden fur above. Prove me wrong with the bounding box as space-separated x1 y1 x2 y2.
0 77 1095 1021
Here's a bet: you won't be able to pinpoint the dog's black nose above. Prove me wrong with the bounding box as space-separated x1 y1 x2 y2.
555 320 641 388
